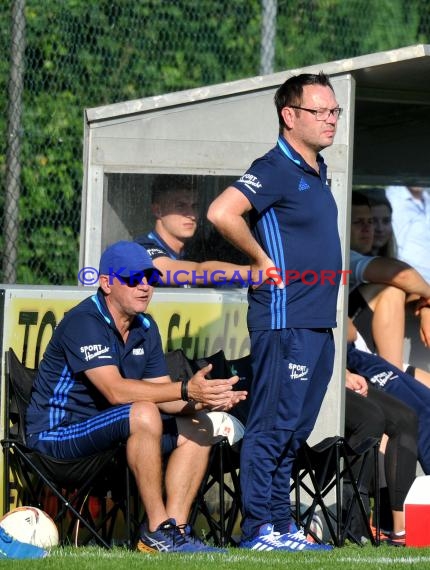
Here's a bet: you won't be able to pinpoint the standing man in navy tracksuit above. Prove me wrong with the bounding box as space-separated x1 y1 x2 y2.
208 73 342 551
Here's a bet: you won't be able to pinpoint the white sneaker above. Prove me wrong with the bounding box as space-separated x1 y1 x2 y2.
240 523 290 551
278 523 333 551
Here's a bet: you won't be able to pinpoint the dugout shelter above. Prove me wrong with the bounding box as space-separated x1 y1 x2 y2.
80 44 430 443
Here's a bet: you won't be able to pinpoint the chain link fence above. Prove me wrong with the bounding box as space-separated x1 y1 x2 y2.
1 0 429 284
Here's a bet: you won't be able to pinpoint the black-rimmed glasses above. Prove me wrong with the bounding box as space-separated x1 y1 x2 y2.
289 106 342 120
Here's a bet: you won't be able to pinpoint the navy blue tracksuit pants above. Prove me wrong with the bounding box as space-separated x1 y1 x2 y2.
240 328 334 541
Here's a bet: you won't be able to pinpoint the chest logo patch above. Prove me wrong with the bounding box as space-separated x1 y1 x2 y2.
298 177 310 192
133 348 145 356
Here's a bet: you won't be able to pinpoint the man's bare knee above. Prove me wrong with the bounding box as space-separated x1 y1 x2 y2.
130 401 162 436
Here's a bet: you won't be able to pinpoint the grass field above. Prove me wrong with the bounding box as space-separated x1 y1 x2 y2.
3 544 430 569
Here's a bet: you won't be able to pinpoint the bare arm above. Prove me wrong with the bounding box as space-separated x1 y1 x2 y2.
85 363 247 410
149 370 247 414
152 256 251 286
207 186 283 288
363 257 430 300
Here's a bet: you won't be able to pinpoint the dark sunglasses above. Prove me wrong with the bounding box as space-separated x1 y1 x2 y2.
114 269 160 287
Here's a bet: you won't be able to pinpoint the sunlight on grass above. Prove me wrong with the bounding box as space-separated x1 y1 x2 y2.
4 544 430 570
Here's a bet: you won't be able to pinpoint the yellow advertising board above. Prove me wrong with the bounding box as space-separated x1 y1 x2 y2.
0 286 250 367
0 285 249 513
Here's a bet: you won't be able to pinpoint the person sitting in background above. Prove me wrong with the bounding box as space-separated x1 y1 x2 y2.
349 191 430 371
344 369 417 546
135 174 250 287
344 319 419 546
25 240 247 554
347 317 430 475
368 193 397 257
386 186 430 283
351 191 430 388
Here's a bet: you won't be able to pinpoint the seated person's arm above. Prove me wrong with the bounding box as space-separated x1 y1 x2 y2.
85 363 246 412
85 365 178 405
152 255 251 286
363 258 430 348
363 257 430 301
146 367 247 414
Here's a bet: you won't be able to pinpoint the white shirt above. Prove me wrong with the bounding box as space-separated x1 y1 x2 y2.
386 186 430 283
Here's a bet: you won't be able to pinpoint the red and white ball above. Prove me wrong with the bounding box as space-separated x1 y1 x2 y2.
207 412 245 445
0 506 59 548
308 513 324 542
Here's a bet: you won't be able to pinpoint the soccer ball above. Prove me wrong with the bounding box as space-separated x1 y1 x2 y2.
207 411 245 445
0 506 59 548
308 513 324 542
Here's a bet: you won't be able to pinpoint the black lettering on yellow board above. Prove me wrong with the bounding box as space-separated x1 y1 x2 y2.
18 311 38 366
35 311 57 366
16 300 250 370
17 310 67 368
167 313 180 353
166 309 250 360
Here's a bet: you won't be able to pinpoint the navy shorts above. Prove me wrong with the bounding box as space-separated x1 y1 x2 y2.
27 404 178 459
348 288 376 352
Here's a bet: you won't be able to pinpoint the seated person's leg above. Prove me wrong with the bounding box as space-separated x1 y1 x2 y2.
348 288 376 352
344 388 384 540
353 283 406 369
164 413 214 526
410 366 430 389
349 307 430 390
345 388 384 450
125 402 168 532
366 385 418 540
28 404 136 459
29 400 174 538
134 408 224 553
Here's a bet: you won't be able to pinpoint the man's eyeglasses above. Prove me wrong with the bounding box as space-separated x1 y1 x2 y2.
288 106 342 121
113 270 159 287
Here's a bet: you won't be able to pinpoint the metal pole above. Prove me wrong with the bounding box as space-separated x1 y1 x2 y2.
260 0 277 75
4 0 26 283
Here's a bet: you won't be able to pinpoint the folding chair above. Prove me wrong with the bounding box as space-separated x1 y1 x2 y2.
1 348 135 548
291 435 380 547
226 354 253 427
165 349 244 546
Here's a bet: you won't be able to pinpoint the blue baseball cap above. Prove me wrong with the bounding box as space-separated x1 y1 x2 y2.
99 241 162 278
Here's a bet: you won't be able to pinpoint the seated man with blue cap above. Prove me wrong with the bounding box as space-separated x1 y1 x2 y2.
26 240 247 553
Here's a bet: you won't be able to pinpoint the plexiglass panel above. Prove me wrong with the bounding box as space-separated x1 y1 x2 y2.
103 173 249 267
